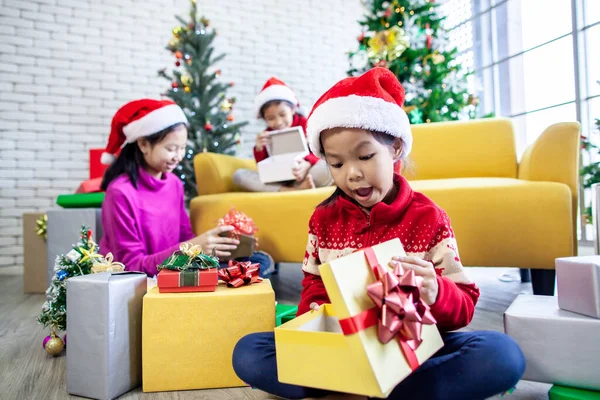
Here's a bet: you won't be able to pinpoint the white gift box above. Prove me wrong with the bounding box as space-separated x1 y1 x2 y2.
504 294 600 390
556 256 600 318
257 126 309 183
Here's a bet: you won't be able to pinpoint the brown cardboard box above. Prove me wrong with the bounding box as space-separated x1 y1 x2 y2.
218 232 255 261
23 212 48 293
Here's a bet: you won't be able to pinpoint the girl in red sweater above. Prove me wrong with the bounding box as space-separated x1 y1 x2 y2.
232 68 524 399
233 77 333 192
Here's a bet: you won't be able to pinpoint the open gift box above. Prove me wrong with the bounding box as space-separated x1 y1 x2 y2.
275 239 443 398
257 126 309 183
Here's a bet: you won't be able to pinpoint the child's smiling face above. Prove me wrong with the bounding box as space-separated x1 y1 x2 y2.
321 127 402 209
138 124 188 177
262 101 295 131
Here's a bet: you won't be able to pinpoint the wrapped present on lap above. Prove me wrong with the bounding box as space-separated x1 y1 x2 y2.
157 243 219 293
217 207 257 261
275 239 443 398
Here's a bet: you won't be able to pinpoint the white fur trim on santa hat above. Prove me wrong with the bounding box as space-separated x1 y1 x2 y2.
122 104 187 143
100 152 117 165
254 85 298 118
306 95 412 158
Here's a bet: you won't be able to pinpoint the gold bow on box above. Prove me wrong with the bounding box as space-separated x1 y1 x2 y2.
179 242 202 258
91 253 125 274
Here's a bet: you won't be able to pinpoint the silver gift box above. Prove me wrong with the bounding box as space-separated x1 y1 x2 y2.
556 256 600 319
504 294 600 390
46 208 103 288
66 272 146 400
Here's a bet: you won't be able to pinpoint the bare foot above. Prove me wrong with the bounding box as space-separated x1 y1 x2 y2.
279 174 315 192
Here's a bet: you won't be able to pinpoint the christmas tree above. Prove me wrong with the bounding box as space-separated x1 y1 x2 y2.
580 117 600 224
38 226 101 335
348 0 477 124
158 0 248 200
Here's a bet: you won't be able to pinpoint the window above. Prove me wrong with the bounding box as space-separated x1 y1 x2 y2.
441 0 599 241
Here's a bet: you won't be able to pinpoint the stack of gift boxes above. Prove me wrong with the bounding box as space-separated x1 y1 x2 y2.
61 237 446 398
504 256 600 399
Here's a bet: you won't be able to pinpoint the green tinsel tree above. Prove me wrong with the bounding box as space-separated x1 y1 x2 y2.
38 226 100 333
348 0 477 124
158 0 248 200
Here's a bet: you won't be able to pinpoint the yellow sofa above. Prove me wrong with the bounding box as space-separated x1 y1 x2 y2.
190 118 580 293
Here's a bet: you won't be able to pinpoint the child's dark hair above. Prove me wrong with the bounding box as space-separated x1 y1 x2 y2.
318 130 404 208
259 100 297 119
100 123 186 191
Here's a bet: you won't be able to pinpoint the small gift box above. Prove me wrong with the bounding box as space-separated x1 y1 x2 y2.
556 256 600 318
217 208 257 261
157 243 219 293
275 238 443 398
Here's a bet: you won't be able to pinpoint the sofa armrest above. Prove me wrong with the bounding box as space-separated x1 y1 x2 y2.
193 152 257 196
518 122 580 193
518 122 580 255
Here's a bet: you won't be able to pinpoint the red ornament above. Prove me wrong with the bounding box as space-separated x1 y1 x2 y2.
357 32 365 42
236 139 241 145
175 61 181 67
229 82 234 87
227 114 234 121
172 82 179 88
215 69 221 76
426 35 432 50
188 22 194 29
175 51 183 59
87 229 92 239
186 59 192 65
204 122 213 131
384 7 392 18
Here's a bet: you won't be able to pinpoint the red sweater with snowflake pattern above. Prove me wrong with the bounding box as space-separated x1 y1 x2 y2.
299 174 480 332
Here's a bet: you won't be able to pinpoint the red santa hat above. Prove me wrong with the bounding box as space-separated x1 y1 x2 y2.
306 67 412 159
254 77 299 118
101 99 187 165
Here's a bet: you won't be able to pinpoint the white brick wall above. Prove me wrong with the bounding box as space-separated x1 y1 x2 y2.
0 0 363 267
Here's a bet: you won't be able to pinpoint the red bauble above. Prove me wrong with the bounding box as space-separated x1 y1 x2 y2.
204 122 213 131
229 82 234 87
357 32 365 42
175 61 181 67
384 7 392 18
175 51 183 59
172 82 179 88
426 35 432 50
227 114 234 121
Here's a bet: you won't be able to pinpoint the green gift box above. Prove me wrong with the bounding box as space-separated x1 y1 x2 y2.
549 385 600 400
276 303 298 326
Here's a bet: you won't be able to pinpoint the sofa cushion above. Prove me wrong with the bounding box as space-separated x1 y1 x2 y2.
411 177 573 269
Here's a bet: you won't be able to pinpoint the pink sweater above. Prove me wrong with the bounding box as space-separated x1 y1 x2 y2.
99 167 194 276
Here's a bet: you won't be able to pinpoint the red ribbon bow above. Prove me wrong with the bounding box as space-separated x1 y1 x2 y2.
218 260 262 288
218 208 257 237
338 248 436 371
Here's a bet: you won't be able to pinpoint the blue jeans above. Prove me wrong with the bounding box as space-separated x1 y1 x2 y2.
232 330 525 400
219 250 275 279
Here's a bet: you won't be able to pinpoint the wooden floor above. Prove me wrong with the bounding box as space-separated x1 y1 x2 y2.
0 264 555 400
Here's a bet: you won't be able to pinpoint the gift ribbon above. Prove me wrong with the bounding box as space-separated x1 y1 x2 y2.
218 208 257 237
158 242 219 271
218 260 262 288
177 269 214 287
91 252 125 274
179 242 202 258
337 248 436 371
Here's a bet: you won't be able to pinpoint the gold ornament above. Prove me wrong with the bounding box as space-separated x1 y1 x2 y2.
78 243 103 264
91 253 125 274
45 332 64 356
168 38 179 49
368 26 410 61
36 214 47 240
220 99 233 112
432 53 445 65
184 86 191 93
172 26 183 37
180 74 193 86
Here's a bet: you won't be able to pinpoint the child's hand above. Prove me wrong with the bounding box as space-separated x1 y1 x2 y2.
390 256 439 305
255 131 270 152
191 225 240 257
309 302 321 311
293 159 311 181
